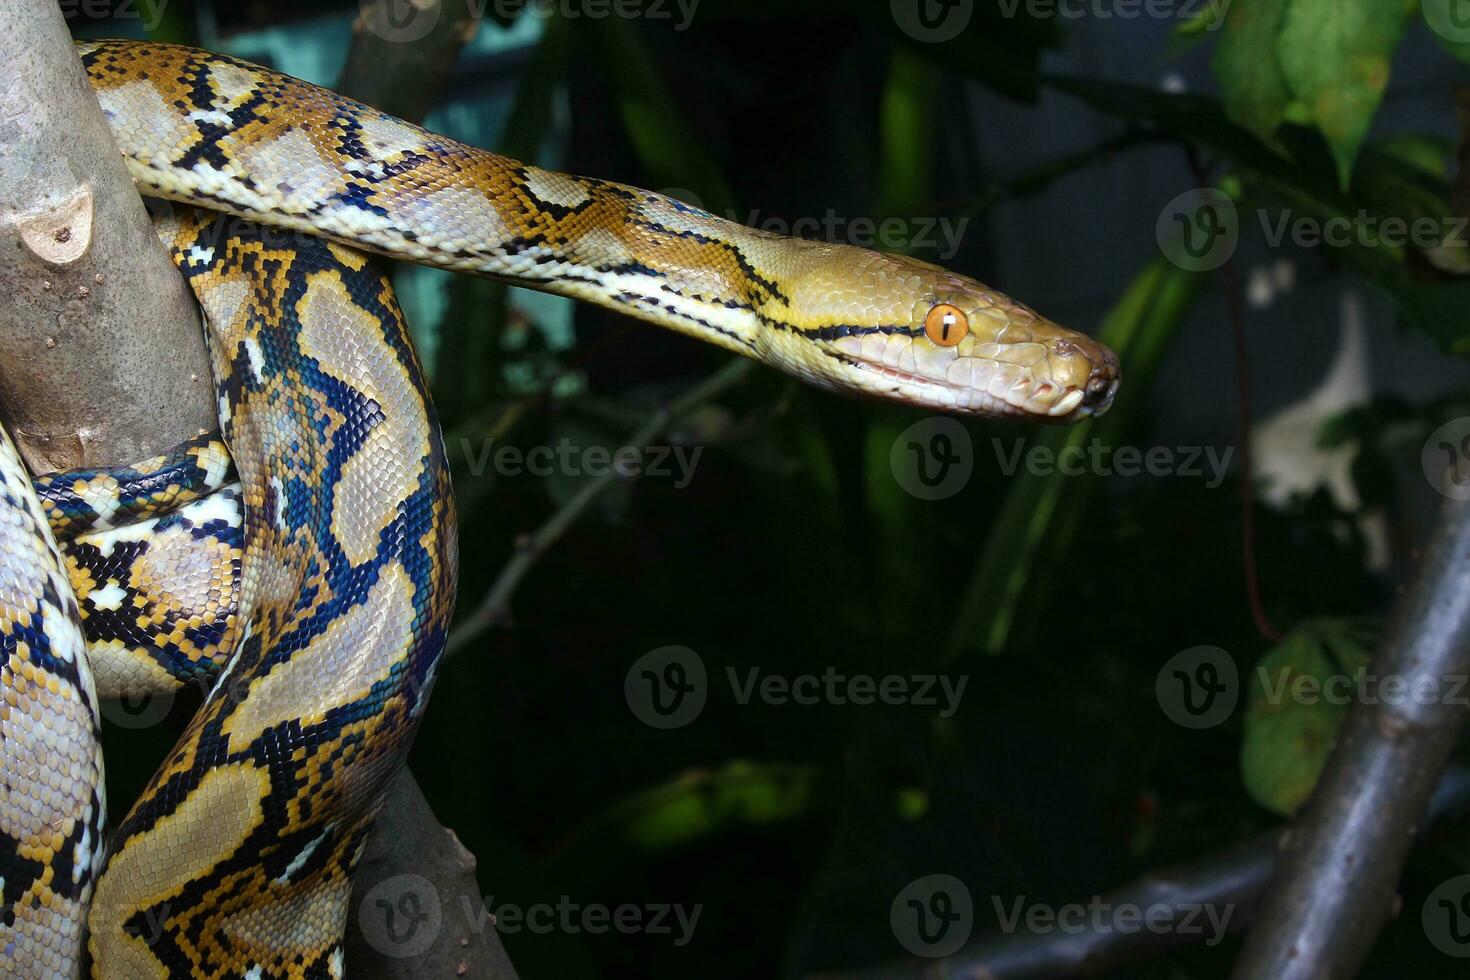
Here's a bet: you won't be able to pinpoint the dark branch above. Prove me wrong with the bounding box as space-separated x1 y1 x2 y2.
1230 492 1470 978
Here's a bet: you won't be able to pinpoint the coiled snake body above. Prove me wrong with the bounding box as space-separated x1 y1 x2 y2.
0 40 1119 978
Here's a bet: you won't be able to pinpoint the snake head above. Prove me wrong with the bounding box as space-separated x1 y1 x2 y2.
769 248 1120 423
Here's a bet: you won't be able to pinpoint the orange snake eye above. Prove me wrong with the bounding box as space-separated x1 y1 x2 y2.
923 304 968 347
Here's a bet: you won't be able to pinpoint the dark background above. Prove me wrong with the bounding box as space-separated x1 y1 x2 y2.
68 1 1470 976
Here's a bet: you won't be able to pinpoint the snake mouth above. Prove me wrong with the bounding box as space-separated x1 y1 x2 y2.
824 336 1119 422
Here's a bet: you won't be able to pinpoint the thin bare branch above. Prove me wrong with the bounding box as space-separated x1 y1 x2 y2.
446 358 753 657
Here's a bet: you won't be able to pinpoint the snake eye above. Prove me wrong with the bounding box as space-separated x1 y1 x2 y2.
923 304 968 347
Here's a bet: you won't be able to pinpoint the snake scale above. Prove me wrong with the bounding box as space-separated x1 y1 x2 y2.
0 39 1120 978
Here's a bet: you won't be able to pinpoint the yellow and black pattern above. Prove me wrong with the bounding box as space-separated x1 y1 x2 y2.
85 209 456 978
62 485 243 698
0 426 107 980
36 434 234 543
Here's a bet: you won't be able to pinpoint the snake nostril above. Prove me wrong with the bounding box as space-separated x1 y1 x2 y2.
1083 372 1117 411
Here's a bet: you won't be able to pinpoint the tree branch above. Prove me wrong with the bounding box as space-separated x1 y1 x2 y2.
0 0 213 471
1230 492 1470 978
805 767 1470 980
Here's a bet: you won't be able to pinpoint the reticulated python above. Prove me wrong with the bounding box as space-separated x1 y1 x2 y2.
0 40 1120 979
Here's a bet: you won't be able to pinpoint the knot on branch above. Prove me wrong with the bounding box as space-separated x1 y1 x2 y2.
17 184 93 266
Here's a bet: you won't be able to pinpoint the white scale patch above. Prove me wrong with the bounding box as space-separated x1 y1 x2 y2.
184 488 242 527
243 337 266 382
269 475 287 529
187 244 216 266
88 580 128 612
275 824 331 884
85 517 160 559
524 166 591 210
187 108 233 127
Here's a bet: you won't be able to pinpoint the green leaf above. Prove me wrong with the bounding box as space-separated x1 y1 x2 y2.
560 761 823 852
876 46 941 220
1275 0 1411 188
1241 620 1376 815
1213 0 1294 139
1242 631 1343 814
1369 133 1456 179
